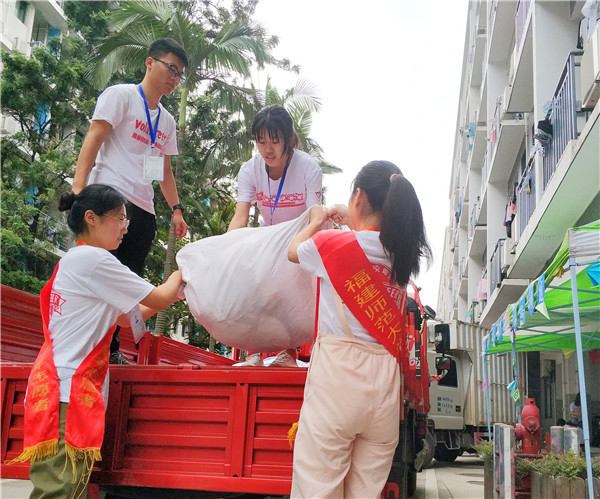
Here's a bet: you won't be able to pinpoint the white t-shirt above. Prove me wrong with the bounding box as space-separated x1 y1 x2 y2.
297 230 404 344
87 84 178 214
48 245 154 403
236 150 322 225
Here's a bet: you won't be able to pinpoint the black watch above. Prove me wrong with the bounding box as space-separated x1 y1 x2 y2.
172 203 185 214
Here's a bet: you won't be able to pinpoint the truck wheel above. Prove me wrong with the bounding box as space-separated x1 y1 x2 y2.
407 470 417 497
434 444 460 462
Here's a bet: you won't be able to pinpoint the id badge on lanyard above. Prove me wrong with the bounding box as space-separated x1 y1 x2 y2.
139 83 164 181
128 305 146 343
144 155 164 181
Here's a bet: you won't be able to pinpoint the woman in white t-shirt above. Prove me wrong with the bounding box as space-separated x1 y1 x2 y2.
287 161 432 499
228 105 323 367
228 105 322 230
15 184 183 499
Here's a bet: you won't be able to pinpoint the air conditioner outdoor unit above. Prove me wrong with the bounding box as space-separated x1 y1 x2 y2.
501 238 514 273
581 25 600 110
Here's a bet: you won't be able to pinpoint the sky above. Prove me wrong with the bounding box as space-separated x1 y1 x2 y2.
251 0 469 309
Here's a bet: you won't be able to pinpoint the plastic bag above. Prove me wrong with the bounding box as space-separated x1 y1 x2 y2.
177 209 318 352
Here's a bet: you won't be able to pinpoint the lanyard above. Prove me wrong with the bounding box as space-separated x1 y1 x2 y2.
138 83 161 149
267 156 290 224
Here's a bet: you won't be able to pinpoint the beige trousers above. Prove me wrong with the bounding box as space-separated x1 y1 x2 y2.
291 333 401 499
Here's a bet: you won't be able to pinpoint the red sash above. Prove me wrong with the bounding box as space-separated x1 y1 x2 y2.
312 230 407 363
10 262 115 469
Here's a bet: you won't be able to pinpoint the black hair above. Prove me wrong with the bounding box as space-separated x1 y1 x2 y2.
251 105 299 158
352 160 432 286
148 37 188 68
59 184 127 235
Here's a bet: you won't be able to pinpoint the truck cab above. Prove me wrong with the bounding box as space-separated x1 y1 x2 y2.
427 323 473 461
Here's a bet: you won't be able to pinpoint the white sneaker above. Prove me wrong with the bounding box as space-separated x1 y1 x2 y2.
240 352 264 367
269 350 298 368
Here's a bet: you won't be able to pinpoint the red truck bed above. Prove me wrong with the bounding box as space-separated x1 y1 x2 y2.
2 363 306 495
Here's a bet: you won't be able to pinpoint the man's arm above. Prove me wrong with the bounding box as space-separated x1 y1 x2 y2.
72 120 113 194
158 156 188 238
227 202 252 231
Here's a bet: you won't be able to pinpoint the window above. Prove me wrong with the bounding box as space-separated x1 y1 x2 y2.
437 357 459 388
16 1 28 24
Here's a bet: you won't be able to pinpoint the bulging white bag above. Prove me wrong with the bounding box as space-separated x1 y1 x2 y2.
177 209 318 352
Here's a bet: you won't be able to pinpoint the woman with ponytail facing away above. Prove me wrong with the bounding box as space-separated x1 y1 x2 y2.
11 184 183 499
288 161 432 498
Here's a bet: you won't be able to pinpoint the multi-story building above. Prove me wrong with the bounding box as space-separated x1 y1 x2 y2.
438 0 599 431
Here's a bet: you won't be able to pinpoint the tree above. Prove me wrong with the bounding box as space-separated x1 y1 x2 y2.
1 38 98 292
252 77 342 176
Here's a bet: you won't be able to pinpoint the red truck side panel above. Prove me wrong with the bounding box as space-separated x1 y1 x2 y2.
1 365 30 479
96 366 306 494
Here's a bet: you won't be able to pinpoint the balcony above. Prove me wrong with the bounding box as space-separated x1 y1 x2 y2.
479 264 528 329
33 1 68 32
505 0 533 112
488 0 517 64
468 120 488 171
489 238 506 298
542 51 585 190
517 157 536 239
514 0 531 53
488 100 526 184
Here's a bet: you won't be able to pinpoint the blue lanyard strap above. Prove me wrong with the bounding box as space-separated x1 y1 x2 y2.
138 83 161 148
267 156 291 223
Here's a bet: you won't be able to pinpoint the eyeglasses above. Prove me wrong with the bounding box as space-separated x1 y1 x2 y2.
152 57 186 83
107 214 130 229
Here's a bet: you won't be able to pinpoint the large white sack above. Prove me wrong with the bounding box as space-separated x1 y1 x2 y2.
177 209 319 352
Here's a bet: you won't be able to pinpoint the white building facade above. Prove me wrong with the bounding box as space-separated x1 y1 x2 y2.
439 0 600 431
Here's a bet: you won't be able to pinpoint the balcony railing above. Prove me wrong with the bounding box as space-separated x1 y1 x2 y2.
542 51 584 190
489 238 506 298
489 0 499 35
517 159 536 238
515 0 531 54
469 201 479 239
481 156 488 198
488 99 502 162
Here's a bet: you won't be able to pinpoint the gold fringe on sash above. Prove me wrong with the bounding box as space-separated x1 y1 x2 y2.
5 439 58 464
63 444 102 499
287 422 299 449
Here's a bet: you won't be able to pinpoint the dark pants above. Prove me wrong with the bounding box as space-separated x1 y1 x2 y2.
109 203 156 354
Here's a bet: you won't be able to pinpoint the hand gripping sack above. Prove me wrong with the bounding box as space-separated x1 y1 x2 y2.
176 209 317 352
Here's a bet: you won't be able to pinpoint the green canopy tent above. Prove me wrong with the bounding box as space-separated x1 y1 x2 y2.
481 220 599 496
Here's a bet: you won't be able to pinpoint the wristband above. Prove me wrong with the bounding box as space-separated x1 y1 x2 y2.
172 203 185 214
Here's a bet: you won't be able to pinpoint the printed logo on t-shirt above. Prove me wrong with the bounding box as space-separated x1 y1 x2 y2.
257 191 305 207
131 119 167 149
49 290 66 317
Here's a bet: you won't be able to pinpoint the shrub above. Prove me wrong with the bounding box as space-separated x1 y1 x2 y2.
474 439 494 462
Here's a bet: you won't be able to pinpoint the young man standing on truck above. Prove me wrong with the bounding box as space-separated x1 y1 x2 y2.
72 38 189 364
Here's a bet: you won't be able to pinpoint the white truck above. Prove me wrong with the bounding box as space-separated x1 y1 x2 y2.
427 320 518 461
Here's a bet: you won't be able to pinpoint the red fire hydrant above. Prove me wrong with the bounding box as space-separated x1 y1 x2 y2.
515 398 542 454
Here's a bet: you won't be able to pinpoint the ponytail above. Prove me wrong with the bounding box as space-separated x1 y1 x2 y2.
353 161 432 286
59 184 127 236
